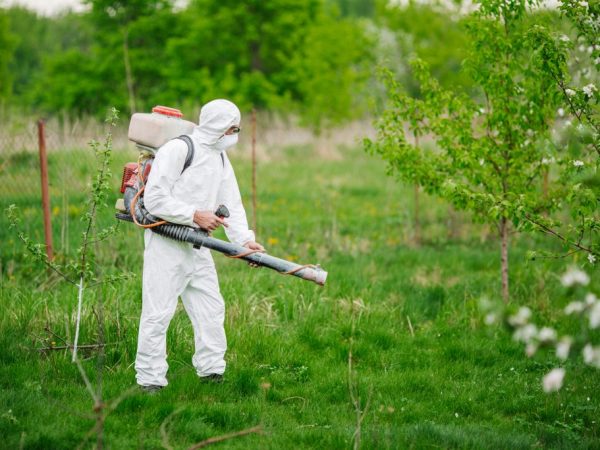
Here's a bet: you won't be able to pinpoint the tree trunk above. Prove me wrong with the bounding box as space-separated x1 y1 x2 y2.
414 184 421 246
500 217 510 303
123 28 136 115
413 134 421 246
447 206 459 240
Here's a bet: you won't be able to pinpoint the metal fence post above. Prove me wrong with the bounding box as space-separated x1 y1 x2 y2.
38 119 54 261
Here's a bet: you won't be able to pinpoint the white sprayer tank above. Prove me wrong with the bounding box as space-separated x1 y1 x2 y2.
128 106 195 151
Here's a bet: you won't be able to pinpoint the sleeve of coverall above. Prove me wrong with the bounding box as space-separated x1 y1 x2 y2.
218 154 255 246
144 140 197 227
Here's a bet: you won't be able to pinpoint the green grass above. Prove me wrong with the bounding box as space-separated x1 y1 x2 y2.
0 145 599 449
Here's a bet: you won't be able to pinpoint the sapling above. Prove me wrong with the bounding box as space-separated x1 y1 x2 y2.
6 107 133 449
366 0 562 301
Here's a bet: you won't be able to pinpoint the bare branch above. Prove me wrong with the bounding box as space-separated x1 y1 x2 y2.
160 407 185 450
74 356 98 403
186 425 263 450
37 344 108 352
524 213 595 255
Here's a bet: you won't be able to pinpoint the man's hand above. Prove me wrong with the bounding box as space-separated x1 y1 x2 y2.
244 241 265 252
194 210 228 232
244 241 265 268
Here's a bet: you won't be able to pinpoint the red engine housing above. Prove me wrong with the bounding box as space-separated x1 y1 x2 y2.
120 163 138 193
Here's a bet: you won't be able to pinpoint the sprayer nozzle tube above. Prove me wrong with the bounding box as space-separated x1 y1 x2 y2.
295 267 328 286
119 216 328 286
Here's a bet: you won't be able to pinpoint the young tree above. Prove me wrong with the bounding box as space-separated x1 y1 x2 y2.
366 0 562 302
6 109 134 448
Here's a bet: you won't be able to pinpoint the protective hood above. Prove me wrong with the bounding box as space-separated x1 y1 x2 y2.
194 99 241 147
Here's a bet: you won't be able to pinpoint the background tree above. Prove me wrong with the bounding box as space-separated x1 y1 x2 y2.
287 12 374 130
0 8 17 103
83 0 175 114
160 0 322 112
6 7 93 110
375 0 472 96
1 0 375 129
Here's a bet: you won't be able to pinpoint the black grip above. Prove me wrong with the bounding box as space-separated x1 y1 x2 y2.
215 204 230 218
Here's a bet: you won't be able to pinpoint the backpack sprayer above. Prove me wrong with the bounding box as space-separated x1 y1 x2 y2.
115 106 327 286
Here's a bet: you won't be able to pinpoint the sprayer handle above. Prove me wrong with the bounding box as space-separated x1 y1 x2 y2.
215 204 230 219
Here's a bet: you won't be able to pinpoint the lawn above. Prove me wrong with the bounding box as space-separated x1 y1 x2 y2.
0 143 598 449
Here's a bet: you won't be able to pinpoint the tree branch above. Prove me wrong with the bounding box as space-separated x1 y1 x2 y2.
186 425 263 450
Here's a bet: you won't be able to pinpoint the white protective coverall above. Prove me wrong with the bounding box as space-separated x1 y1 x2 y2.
135 99 254 387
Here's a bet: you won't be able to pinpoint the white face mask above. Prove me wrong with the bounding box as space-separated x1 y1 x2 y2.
214 133 238 152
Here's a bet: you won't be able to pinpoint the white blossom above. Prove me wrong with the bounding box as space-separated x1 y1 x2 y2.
582 84 597 98
583 344 600 368
573 160 585 167
538 327 557 343
559 35 570 43
526 342 538 357
561 267 590 287
513 324 538 343
557 108 565 117
588 254 596 264
565 88 576 97
595 57 600 65
556 337 572 361
589 302 600 329
542 157 555 165
565 301 585 314
585 293 597 305
543 368 565 392
580 1 588 8
484 313 497 325
509 306 532 326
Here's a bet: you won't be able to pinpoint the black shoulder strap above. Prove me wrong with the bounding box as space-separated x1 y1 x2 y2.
175 135 195 174
175 135 225 171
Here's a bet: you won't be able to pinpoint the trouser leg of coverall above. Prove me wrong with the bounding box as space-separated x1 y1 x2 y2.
181 258 227 377
135 286 181 386
135 234 189 387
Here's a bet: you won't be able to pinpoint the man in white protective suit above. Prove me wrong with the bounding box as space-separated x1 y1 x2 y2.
135 99 264 393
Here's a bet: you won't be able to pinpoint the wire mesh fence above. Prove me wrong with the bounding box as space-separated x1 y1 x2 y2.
0 117 132 206
0 117 136 266
0 113 373 212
